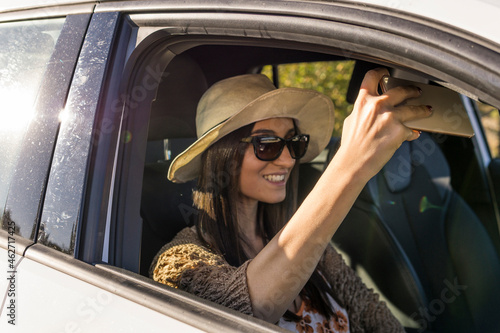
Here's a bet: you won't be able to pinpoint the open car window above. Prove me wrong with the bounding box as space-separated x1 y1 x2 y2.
113 34 500 333
85 4 500 329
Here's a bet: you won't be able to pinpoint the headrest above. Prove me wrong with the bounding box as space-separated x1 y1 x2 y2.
381 133 451 197
148 54 208 141
141 161 197 235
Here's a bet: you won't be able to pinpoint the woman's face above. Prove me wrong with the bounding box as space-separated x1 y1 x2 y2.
238 117 296 206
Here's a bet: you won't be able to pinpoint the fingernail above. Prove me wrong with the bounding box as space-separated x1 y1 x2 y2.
411 129 421 140
426 105 433 113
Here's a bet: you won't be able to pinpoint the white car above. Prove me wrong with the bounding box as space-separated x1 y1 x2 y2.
1 1 499 332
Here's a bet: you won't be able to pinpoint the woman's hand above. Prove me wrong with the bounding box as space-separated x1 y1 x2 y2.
337 68 432 182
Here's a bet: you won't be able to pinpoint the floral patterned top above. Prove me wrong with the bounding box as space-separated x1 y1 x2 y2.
278 292 350 333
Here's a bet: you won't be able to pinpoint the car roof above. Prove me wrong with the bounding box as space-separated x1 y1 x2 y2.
354 0 500 47
1 0 499 47
0 0 91 12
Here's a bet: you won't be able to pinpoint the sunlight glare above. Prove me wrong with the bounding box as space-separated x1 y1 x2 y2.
0 89 35 132
58 108 69 123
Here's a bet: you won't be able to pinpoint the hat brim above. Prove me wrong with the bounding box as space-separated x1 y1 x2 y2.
168 87 334 183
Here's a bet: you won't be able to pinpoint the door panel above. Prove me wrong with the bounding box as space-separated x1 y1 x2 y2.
0 254 203 331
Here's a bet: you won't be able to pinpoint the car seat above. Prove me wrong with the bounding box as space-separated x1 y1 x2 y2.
140 54 207 276
332 133 500 332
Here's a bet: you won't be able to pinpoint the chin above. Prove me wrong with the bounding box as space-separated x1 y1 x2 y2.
261 194 287 204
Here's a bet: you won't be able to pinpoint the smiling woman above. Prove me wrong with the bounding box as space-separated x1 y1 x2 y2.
149 71 430 331
239 118 298 205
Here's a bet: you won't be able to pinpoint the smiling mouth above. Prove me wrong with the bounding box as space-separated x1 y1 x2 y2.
263 174 286 183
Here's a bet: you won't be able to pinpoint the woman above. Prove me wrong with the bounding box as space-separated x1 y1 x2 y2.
150 69 431 332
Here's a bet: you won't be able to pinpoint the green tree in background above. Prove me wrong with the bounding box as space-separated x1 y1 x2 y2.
262 61 355 137
264 62 500 159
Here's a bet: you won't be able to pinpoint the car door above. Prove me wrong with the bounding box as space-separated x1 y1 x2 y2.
0 5 283 332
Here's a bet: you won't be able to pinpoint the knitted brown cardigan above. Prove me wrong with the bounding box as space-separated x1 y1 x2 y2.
150 227 404 333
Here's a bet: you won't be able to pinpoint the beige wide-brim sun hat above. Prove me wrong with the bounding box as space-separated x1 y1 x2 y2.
168 74 335 183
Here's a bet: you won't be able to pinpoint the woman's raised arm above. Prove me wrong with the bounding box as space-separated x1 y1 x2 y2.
246 68 433 323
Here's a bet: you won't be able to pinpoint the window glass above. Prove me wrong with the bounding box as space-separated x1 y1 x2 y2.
477 101 500 158
0 18 65 220
261 61 355 137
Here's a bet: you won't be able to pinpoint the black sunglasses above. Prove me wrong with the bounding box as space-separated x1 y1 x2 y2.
241 134 310 161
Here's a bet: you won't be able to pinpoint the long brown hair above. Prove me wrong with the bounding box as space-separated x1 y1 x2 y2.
193 122 341 320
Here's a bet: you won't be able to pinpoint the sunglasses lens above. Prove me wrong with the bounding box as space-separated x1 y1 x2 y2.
256 137 284 161
247 135 309 161
288 135 308 158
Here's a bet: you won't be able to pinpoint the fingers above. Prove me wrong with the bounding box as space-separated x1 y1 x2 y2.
407 129 421 141
360 69 422 107
359 68 390 96
355 68 433 146
361 68 433 124
395 104 433 123
382 84 422 106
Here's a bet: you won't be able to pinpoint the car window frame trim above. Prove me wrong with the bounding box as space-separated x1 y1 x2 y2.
94 0 500 54
39 11 122 256
129 11 500 108
0 3 95 23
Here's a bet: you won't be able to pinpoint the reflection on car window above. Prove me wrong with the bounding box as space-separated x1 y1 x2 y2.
0 18 65 221
477 101 500 158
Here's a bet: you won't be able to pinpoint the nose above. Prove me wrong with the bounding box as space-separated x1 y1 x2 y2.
274 145 296 168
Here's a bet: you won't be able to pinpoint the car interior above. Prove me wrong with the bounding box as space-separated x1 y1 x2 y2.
136 42 500 332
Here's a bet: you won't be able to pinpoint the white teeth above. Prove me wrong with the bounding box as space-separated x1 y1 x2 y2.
264 174 285 182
